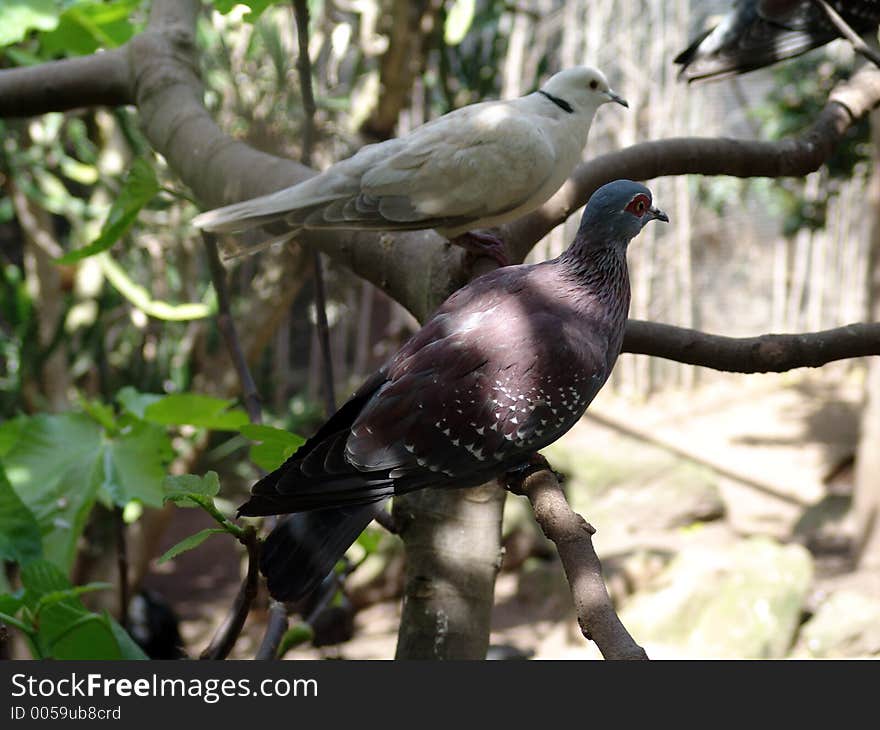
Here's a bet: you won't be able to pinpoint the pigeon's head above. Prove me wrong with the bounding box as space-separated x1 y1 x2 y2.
578 180 669 243
541 66 628 114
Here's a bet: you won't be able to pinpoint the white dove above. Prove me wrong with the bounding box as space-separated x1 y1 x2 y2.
193 66 627 265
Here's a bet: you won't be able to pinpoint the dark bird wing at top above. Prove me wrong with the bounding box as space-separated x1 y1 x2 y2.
675 0 880 82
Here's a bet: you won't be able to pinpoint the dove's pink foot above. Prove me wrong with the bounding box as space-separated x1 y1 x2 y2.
449 231 510 268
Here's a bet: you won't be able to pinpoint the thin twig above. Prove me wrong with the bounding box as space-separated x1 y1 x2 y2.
292 0 337 416
507 461 648 660
813 0 880 69
114 507 129 622
202 231 262 422
200 527 260 660
255 602 289 660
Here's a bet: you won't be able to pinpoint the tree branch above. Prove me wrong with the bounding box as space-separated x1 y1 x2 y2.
622 320 880 373
508 463 648 660
200 526 260 660
202 232 262 421
0 48 133 117
5 1 877 322
504 65 880 262
813 0 880 69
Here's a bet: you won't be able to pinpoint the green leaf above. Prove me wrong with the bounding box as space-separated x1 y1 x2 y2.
145 394 249 430
163 472 221 507
212 0 287 22
107 614 148 659
444 0 475 46
0 417 24 457
39 0 140 57
0 0 59 48
0 589 25 617
0 464 43 565
100 420 173 508
34 582 113 616
277 622 314 658
81 398 117 432
116 386 163 419
19 561 128 659
4 412 172 570
4 413 103 571
240 424 303 471
157 528 226 564
56 158 159 263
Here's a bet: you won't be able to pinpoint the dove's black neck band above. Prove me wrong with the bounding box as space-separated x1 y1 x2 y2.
538 90 574 114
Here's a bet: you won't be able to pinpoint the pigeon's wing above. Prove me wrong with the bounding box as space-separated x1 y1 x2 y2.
675 0 880 82
194 101 559 238
345 268 611 485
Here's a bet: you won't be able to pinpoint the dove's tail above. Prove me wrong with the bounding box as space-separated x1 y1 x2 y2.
259 504 378 602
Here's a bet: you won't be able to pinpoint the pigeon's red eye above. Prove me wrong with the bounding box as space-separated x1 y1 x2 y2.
625 194 649 216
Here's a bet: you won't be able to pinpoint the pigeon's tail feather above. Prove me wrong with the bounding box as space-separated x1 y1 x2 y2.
260 504 378 602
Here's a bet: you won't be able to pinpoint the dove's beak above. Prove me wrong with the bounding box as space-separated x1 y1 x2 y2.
606 90 628 108
649 206 669 223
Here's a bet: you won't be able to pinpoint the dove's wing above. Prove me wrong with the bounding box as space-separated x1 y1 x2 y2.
193 99 560 237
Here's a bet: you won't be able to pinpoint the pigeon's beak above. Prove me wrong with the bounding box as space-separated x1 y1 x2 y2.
606 90 628 108
649 206 669 223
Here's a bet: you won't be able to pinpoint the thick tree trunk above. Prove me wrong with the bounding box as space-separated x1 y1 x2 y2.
393 483 506 659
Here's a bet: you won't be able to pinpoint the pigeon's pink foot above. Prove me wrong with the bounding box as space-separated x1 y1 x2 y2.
449 231 510 268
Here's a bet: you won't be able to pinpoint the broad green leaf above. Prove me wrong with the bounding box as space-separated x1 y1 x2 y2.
4 412 172 570
35 582 113 616
19 560 127 659
4 413 104 571
157 528 226 564
56 158 159 263
0 465 43 565
0 0 59 48
240 424 303 471
0 589 25 617
145 394 249 430
81 398 117 431
39 0 140 57
0 417 24 457
116 386 163 419
100 420 172 508
444 0 475 46
163 471 221 507
107 614 148 659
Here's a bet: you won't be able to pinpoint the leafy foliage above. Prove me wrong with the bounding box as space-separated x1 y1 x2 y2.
240 423 304 470
0 560 147 659
56 158 159 264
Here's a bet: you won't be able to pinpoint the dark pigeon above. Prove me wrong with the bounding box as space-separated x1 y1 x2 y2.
239 180 669 602
675 0 880 82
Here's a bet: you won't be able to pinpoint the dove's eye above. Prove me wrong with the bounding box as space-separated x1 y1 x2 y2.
589 79 599 90
625 195 649 216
